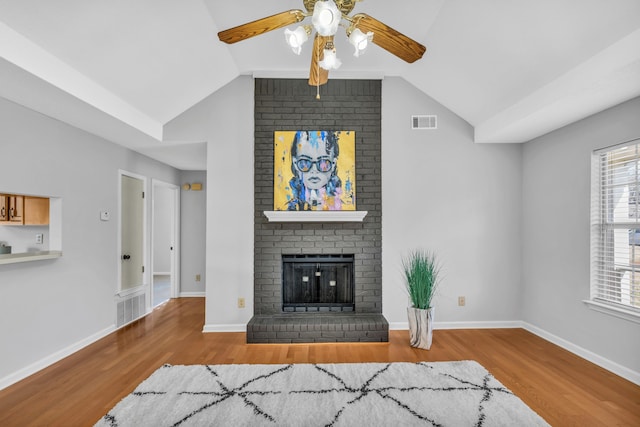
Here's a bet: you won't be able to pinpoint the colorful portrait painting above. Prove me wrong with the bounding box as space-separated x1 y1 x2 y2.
274 131 356 211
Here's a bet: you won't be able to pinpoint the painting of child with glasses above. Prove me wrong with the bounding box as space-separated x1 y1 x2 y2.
274 130 355 211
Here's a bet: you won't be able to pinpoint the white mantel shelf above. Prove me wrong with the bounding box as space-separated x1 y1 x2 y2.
264 211 368 223
0 251 63 265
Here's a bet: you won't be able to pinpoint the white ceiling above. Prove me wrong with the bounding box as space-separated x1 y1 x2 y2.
1 0 639 170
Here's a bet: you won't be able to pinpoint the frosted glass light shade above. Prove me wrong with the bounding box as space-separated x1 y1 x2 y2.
319 48 341 70
312 1 341 36
349 28 373 57
284 26 309 55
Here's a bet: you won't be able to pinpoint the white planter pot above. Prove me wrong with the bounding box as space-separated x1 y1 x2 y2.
407 306 434 350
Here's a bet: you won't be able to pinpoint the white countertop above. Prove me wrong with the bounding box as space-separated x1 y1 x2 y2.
0 250 63 265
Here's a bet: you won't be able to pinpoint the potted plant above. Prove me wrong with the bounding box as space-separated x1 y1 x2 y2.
402 250 440 349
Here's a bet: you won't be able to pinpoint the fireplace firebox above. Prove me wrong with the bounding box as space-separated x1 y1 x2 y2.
282 254 354 312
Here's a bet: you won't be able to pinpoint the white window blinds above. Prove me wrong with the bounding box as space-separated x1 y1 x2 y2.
591 139 640 313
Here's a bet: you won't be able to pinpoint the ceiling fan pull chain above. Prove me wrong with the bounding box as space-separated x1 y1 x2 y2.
316 48 321 99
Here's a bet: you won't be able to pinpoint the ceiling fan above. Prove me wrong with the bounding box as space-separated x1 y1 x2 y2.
217 0 426 89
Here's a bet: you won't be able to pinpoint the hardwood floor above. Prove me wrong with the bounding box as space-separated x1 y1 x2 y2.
0 298 638 426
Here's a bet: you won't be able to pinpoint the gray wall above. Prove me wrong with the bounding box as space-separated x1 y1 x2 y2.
253 79 382 315
522 96 640 376
0 97 181 386
165 76 255 330
381 78 524 327
179 170 206 295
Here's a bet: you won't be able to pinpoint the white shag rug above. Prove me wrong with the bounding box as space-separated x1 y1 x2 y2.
96 361 549 426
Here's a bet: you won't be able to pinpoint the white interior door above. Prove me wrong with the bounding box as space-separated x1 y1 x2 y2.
121 174 145 291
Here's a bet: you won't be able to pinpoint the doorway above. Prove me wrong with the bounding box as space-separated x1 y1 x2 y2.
120 173 145 292
152 180 179 307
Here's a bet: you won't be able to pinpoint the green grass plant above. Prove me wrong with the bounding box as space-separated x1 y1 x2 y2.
402 250 440 310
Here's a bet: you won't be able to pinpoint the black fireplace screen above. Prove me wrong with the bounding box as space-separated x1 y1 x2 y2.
282 254 354 312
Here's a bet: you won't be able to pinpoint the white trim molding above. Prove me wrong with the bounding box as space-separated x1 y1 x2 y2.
263 210 368 223
583 299 640 324
0 325 115 391
389 320 524 330
202 324 247 333
115 284 146 299
435 320 524 330
180 292 206 298
0 250 62 265
390 319 639 385
523 322 640 386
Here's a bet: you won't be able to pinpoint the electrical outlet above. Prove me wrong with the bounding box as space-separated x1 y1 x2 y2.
458 296 466 306
36 233 44 244
195 274 201 282
238 297 245 308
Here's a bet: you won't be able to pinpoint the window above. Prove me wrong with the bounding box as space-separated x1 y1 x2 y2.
590 139 640 320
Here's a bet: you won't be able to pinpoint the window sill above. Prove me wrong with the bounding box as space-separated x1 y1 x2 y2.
583 299 640 324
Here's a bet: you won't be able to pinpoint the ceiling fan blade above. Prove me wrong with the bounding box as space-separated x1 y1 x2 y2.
354 14 426 63
309 34 329 87
218 10 306 44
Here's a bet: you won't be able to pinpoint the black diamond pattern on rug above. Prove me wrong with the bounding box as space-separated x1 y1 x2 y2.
96 361 550 427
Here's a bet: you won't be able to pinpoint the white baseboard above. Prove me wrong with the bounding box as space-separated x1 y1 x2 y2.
522 322 640 386
202 324 246 333
390 319 638 385
4 316 636 392
0 325 116 391
389 320 523 330
179 292 205 298
388 322 408 330
435 320 523 330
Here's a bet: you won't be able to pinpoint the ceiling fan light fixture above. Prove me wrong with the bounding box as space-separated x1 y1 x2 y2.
348 28 373 57
312 1 341 36
284 25 311 55
217 1 426 94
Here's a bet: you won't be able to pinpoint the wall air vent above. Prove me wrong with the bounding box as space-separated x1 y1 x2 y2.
116 293 146 328
411 115 437 130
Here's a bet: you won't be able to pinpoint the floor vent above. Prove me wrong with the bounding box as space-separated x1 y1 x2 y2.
412 115 437 130
116 293 146 328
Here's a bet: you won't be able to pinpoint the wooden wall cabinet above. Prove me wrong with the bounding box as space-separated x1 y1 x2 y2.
0 194 24 224
24 196 50 225
0 195 7 222
0 194 49 225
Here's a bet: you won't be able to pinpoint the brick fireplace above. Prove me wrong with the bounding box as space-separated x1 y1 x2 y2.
248 78 388 343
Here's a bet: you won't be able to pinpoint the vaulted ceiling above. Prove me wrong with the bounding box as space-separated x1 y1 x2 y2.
1 0 639 170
